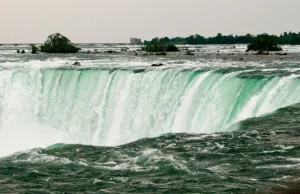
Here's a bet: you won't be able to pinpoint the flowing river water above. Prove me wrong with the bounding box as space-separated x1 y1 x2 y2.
0 44 300 193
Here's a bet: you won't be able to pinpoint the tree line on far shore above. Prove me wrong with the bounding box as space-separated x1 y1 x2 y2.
26 32 296 54
145 32 300 45
145 33 284 54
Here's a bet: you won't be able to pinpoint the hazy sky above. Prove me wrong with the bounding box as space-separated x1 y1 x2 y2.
1 0 299 43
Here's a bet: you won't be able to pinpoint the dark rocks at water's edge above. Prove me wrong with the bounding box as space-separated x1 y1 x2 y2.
104 50 118 54
16 50 26 54
155 52 167 56
253 50 287 56
256 50 269 55
121 47 129 51
82 49 101 54
73 62 81 66
185 51 194 56
93 49 100 54
276 53 288 56
151 63 164 67
82 50 119 54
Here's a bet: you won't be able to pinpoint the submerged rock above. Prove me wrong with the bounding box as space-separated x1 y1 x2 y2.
185 52 194 56
256 50 269 55
155 52 167 56
276 53 288 56
31 44 38 54
151 63 164 67
104 50 117 54
73 62 81 66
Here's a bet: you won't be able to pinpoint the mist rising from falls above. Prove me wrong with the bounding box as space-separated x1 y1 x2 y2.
0 68 300 156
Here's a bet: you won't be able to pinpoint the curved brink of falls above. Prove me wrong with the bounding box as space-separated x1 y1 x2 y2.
0 68 299 155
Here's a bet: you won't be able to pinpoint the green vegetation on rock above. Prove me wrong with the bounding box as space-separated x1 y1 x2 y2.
145 38 179 52
31 44 38 54
166 44 179 52
40 33 80 53
247 34 282 52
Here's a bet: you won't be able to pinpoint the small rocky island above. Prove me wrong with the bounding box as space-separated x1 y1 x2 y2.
39 33 80 53
247 34 283 55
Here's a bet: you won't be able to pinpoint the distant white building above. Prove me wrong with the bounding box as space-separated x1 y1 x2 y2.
130 38 142 45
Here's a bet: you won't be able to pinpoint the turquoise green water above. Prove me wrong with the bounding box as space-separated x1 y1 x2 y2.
0 68 300 154
0 49 300 192
1 104 300 193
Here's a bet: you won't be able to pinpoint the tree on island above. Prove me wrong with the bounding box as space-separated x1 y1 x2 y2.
31 44 38 54
145 38 179 52
40 33 80 53
166 44 179 52
145 38 165 52
247 34 282 52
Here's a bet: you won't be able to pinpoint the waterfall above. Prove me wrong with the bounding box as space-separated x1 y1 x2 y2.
0 67 299 156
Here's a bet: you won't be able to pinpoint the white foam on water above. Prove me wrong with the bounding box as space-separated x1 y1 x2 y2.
0 124 65 157
0 64 300 157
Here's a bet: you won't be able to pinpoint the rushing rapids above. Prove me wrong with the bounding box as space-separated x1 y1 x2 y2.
0 66 300 156
1 44 300 193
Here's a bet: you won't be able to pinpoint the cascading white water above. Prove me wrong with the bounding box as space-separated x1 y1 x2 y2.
0 67 300 156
